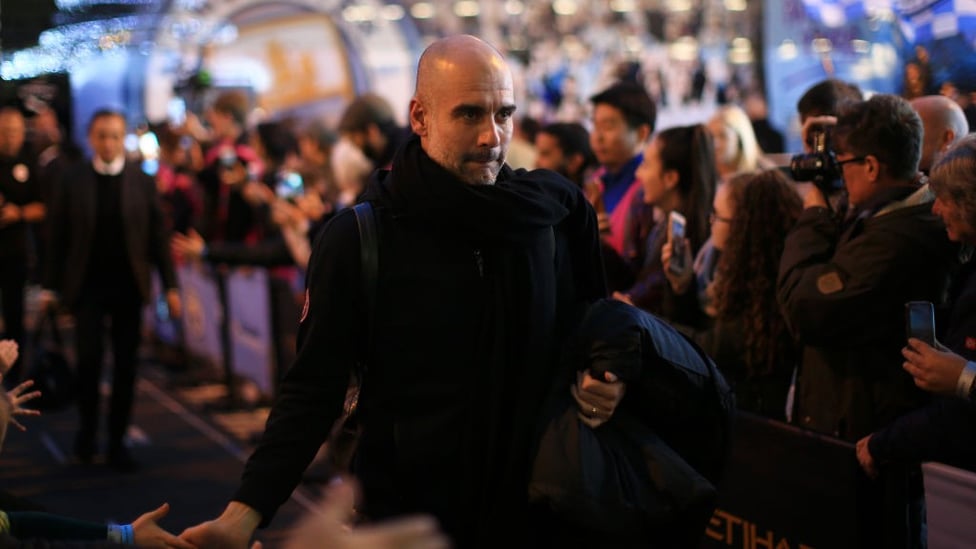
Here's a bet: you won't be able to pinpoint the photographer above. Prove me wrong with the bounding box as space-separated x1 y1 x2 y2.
777 94 956 546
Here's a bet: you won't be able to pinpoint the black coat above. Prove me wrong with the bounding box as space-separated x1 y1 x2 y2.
234 136 606 546
43 160 176 307
778 186 955 441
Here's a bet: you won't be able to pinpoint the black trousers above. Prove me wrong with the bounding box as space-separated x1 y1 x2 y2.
73 291 142 451
0 259 26 385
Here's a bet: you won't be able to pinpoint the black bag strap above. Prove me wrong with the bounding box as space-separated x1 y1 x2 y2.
352 201 378 382
31 307 63 350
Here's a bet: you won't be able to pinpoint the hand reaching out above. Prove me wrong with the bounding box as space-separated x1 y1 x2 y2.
132 503 196 549
2 378 41 432
284 476 450 549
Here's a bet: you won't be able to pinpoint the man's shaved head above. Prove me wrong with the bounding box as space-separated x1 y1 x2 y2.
409 35 516 185
414 35 507 105
912 95 970 172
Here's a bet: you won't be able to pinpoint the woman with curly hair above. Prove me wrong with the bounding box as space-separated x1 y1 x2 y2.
699 169 802 419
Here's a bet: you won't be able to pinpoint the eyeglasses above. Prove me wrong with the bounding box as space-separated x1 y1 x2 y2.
836 155 868 169
709 211 733 225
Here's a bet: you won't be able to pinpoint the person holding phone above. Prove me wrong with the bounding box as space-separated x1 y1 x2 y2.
614 124 715 329
857 135 976 477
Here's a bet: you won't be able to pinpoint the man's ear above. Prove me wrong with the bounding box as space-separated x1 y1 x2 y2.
635 123 652 145
409 98 427 136
865 154 881 183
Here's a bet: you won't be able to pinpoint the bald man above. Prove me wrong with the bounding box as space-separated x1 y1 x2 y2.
912 95 970 174
181 35 609 547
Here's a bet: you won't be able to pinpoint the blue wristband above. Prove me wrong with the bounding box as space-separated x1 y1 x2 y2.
107 524 122 543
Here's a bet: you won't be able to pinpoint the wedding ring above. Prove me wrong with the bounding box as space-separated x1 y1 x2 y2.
591 406 598 416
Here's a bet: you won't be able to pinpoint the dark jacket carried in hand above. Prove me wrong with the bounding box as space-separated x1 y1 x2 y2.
233 135 606 547
778 185 955 441
531 299 734 549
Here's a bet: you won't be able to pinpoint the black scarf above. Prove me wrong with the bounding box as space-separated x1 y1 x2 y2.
364 136 577 543
365 135 570 243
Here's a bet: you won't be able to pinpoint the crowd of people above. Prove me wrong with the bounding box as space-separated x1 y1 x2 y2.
0 30 975 547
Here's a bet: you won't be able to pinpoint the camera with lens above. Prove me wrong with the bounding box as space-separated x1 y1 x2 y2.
790 126 843 192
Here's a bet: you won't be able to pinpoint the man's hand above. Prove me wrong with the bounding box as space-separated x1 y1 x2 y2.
902 338 966 395
855 435 879 479
610 291 633 306
3 378 41 432
132 503 197 549
571 369 626 429
800 115 838 154
180 501 261 549
171 229 207 261
284 476 450 549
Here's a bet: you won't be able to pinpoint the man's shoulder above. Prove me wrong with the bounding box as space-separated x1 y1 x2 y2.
510 167 583 205
310 206 364 254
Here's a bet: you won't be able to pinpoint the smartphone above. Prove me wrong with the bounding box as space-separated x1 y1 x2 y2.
167 97 187 127
275 171 304 200
667 211 687 275
905 301 936 347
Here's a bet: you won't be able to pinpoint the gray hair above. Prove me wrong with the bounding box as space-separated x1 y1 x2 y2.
929 134 976 232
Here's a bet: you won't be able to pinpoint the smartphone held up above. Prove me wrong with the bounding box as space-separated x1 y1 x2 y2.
667 211 687 275
905 301 936 347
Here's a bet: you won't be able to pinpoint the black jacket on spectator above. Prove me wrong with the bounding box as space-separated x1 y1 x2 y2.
778 185 955 441
232 136 606 547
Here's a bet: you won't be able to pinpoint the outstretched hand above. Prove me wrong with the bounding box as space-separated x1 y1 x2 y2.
285 476 450 549
2 378 41 432
132 503 196 549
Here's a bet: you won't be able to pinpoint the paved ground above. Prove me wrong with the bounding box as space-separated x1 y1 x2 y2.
0 357 318 548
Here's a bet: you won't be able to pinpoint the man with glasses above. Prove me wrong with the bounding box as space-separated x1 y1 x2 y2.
777 94 956 546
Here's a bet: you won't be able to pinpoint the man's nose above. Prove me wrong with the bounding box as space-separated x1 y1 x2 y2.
479 120 502 148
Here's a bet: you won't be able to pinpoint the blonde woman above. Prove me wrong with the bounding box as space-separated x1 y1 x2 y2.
706 104 768 181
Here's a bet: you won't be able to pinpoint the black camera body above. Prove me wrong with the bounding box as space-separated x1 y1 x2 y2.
790 128 843 192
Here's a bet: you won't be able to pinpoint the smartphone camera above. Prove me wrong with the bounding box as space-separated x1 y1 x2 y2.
668 211 687 275
905 301 936 347
275 171 304 201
